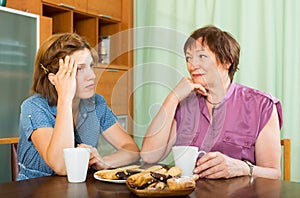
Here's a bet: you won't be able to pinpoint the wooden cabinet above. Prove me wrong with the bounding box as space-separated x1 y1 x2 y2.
42 4 73 33
40 16 52 44
42 0 74 7
73 12 98 47
74 0 88 13
6 0 134 134
94 66 133 134
6 0 42 15
42 0 121 21
42 0 88 13
94 67 128 115
88 0 122 20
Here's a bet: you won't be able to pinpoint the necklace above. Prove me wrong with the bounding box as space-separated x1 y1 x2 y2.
205 98 221 106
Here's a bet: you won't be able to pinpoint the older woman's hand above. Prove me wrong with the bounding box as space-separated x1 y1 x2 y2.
173 77 207 102
193 151 247 179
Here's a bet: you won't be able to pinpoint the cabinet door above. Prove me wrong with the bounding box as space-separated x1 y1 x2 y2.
43 0 87 12
74 0 87 13
94 68 128 116
6 0 42 15
40 16 53 45
88 0 121 20
42 0 74 7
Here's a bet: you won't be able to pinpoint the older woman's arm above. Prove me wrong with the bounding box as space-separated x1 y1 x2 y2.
140 92 179 164
141 77 207 164
252 104 281 179
194 105 281 179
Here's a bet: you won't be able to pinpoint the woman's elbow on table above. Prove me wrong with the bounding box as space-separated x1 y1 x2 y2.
131 151 140 163
140 149 160 164
48 162 67 176
273 168 282 180
264 168 281 180
121 143 140 163
54 169 67 176
253 165 282 180
127 145 140 162
53 166 67 176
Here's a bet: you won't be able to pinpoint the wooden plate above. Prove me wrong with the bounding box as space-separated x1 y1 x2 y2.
126 181 195 197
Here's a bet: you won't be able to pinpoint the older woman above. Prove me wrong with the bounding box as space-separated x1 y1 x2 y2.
141 25 282 179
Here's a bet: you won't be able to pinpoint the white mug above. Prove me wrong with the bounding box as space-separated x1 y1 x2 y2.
64 148 90 183
172 146 206 176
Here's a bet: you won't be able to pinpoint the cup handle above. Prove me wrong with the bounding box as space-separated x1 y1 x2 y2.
198 150 206 156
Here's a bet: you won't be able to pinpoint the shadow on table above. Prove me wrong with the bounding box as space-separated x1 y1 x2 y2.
195 176 281 198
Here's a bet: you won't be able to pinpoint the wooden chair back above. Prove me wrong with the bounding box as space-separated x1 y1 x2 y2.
281 138 291 181
0 137 19 181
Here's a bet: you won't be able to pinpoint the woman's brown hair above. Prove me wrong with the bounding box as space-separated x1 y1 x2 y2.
184 25 240 81
31 33 98 106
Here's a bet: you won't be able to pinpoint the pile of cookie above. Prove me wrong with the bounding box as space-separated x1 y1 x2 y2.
126 165 199 191
94 165 143 180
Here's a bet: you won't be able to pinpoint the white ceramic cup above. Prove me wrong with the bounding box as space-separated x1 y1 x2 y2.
172 146 206 176
63 147 90 183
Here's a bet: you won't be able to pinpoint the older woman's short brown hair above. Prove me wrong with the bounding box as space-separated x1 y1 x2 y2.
184 25 240 81
31 33 98 106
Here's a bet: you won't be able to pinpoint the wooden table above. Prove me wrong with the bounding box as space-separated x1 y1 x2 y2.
1 172 300 197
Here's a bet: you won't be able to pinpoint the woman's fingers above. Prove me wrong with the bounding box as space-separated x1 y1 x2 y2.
194 152 241 179
70 62 77 78
66 56 75 75
194 84 207 96
201 168 226 179
57 56 76 77
78 144 100 161
63 56 71 74
194 152 218 173
53 55 77 99
174 77 203 101
57 58 64 76
76 145 109 170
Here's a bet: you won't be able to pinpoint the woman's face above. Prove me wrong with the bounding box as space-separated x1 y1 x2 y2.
185 38 228 91
70 48 96 99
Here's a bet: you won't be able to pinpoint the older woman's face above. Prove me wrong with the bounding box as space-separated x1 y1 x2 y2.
185 38 227 90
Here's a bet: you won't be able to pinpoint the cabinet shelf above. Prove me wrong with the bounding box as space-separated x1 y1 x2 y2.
43 3 70 16
73 12 97 47
42 4 72 34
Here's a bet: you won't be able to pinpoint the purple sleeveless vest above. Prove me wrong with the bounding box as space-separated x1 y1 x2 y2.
175 82 283 164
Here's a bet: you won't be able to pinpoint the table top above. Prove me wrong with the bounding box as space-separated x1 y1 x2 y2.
1 172 300 198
